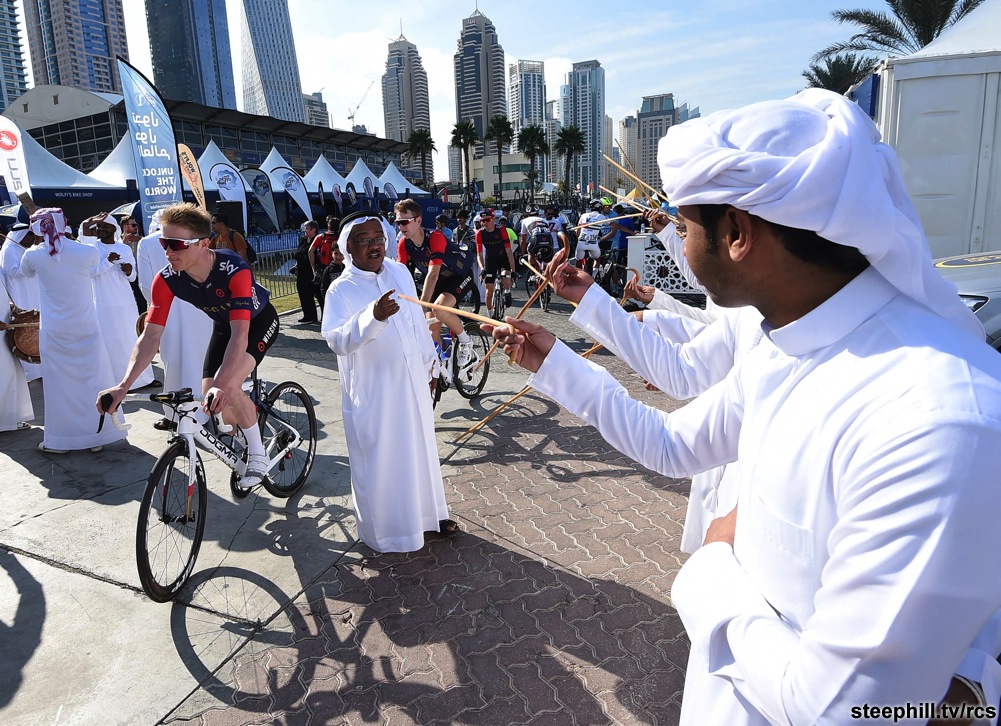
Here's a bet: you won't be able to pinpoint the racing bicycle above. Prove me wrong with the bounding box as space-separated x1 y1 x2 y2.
432 320 490 409
99 374 317 602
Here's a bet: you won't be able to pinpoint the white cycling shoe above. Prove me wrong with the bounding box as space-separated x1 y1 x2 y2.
456 340 474 368
239 453 270 487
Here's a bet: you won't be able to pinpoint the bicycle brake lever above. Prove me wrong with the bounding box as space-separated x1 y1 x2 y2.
96 393 113 433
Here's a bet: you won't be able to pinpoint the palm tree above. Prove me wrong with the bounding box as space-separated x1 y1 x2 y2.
815 0 985 60
484 115 514 203
554 125 585 197
803 53 877 94
517 124 549 194
405 128 435 188
450 119 478 191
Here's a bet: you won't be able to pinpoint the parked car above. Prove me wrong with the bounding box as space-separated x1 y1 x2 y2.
934 253 1001 350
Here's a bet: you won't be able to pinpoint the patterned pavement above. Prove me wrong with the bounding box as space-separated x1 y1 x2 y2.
168 301 695 725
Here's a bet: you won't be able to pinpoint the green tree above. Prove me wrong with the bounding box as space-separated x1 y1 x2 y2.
484 115 515 203
405 128 435 188
450 119 478 191
815 0 985 59
803 52 877 94
554 125 585 196
516 124 549 193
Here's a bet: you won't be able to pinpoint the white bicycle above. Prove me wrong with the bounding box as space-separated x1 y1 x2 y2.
99 376 316 602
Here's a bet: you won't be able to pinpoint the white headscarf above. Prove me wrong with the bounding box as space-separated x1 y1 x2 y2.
29 208 68 258
149 210 164 235
6 223 30 246
658 88 983 339
337 214 396 270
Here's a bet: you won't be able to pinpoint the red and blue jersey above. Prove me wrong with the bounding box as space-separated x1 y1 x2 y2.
147 249 270 327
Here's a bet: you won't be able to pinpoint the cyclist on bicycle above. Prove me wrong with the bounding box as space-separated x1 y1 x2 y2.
394 198 478 365
524 215 557 278
97 202 280 487
476 208 517 316
575 197 616 275
519 206 567 259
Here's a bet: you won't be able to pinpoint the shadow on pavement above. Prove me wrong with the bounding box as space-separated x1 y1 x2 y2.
0 549 45 709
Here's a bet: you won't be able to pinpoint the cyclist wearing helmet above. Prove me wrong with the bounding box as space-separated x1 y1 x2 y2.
575 197 615 274
476 208 517 313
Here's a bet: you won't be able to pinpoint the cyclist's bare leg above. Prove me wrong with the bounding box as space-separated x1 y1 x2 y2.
434 292 464 337
484 281 496 312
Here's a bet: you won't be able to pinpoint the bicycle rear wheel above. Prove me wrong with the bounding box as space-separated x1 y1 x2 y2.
541 284 552 312
453 320 490 399
258 381 317 498
136 440 206 603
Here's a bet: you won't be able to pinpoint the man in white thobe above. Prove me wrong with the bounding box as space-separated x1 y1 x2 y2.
17 209 126 452
489 89 1001 724
1 224 42 380
79 212 155 389
321 213 456 553
136 220 213 426
0 275 33 430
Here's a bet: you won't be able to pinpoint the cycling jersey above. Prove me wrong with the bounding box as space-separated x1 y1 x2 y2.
147 249 271 327
397 228 475 279
577 211 607 242
476 227 510 257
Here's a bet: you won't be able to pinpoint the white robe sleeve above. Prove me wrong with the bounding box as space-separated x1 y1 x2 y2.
395 264 437 380
136 242 157 303
673 411 1001 724
321 281 390 356
572 286 738 401
649 288 718 324
655 223 705 292
117 244 137 283
529 338 742 478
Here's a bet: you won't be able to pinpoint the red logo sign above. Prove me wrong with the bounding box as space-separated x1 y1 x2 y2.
0 130 18 151
215 288 225 297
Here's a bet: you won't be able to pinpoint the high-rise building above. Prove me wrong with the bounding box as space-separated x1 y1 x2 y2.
447 146 462 186
508 59 545 180
452 9 506 161
146 0 236 109
544 100 561 185
240 0 305 122
24 0 128 93
618 115 638 176
382 34 432 180
602 114 615 192
0 3 27 113
563 60 605 195
303 91 329 128
637 93 676 191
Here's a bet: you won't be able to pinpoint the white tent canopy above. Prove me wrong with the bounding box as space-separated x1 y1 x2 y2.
344 158 379 196
304 155 346 194
198 140 247 192
21 130 120 190
378 162 426 196
88 136 136 187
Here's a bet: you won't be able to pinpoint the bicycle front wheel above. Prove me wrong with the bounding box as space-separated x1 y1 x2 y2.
259 381 317 498
136 440 206 603
453 320 490 399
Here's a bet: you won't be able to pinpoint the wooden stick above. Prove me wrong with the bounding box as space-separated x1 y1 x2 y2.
3 322 39 329
602 153 661 198
612 141 657 207
454 340 607 444
398 294 502 329
475 271 550 370
599 186 681 226
570 212 643 231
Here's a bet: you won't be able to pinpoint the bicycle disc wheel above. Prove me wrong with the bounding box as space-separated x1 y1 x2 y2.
136 440 206 603
541 284 551 312
453 320 490 399
258 381 317 498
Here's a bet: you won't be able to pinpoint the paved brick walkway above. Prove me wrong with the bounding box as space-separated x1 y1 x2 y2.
170 345 693 726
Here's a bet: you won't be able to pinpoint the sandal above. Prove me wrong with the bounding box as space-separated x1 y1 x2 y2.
37 441 68 454
438 519 461 537
16 421 31 430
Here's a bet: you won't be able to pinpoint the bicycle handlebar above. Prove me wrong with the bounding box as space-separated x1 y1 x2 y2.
97 388 204 434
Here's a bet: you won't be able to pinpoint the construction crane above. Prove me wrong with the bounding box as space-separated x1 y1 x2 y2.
348 81 375 129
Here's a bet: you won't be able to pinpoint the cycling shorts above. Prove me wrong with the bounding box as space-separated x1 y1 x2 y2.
202 303 280 379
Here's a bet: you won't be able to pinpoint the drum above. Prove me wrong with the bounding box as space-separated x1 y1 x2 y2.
136 310 148 337
6 303 40 364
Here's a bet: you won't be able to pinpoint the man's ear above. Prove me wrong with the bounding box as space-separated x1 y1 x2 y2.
724 208 756 262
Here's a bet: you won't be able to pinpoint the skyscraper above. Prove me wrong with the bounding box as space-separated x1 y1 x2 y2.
563 60 605 194
146 0 236 109
544 100 561 185
508 59 545 179
382 34 432 179
240 0 305 122
637 94 676 190
0 2 27 113
303 91 330 127
453 9 506 161
618 115 638 177
24 0 128 93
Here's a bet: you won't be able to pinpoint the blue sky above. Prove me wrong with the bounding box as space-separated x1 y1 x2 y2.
111 0 888 175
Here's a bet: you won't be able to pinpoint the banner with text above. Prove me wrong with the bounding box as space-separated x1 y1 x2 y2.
177 143 205 210
269 165 312 221
117 57 181 233
209 161 248 233
0 117 34 209
240 168 280 232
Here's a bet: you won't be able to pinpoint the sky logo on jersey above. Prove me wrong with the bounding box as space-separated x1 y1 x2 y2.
218 260 239 276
